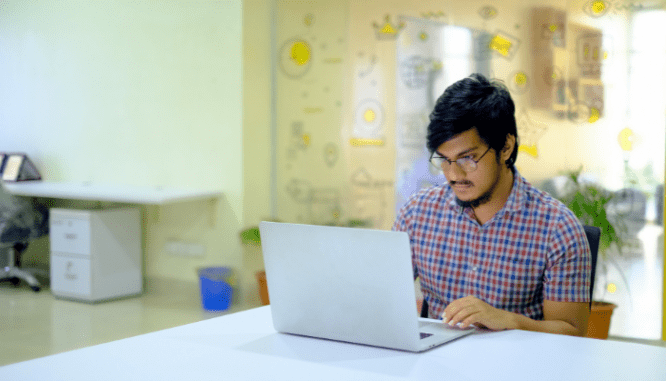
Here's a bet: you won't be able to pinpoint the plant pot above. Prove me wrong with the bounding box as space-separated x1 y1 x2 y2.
256 270 270 305
586 301 617 339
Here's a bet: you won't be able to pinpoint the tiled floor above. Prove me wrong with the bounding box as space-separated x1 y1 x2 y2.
2 275 665 368
0 277 256 367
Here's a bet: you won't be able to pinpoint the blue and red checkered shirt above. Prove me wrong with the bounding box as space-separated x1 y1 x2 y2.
393 173 591 321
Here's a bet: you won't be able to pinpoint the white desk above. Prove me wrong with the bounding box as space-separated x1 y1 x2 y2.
2 181 221 204
1 181 221 300
1 306 664 380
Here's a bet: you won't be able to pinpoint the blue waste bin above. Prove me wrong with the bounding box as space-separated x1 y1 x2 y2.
198 267 234 311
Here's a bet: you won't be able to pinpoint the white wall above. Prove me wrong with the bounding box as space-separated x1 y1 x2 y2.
0 1 246 291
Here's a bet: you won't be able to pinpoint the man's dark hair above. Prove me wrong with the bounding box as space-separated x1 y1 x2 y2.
426 73 519 168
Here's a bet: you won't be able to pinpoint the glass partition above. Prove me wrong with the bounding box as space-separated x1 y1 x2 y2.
272 0 665 341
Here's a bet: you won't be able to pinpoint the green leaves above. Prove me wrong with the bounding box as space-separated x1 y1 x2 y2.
240 227 261 246
558 174 622 255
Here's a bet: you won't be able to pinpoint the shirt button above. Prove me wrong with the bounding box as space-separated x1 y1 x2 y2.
473 266 479 272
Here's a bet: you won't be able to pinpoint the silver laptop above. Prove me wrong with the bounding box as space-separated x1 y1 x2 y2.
259 221 475 352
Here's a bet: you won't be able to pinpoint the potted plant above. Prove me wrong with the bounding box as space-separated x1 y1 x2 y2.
552 167 627 339
239 226 270 305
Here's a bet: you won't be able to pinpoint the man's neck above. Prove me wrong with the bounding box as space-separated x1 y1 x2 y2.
471 168 515 225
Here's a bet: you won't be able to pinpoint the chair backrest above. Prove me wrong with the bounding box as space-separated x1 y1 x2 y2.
420 224 602 318
583 225 601 306
0 182 49 244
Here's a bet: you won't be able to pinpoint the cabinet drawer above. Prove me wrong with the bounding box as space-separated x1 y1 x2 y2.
50 216 91 256
50 255 91 297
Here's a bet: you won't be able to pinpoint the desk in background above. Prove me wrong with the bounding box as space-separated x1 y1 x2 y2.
1 181 221 204
1 306 664 380
2 181 221 301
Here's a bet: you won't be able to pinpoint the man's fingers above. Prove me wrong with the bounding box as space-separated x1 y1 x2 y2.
446 305 477 326
460 312 483 328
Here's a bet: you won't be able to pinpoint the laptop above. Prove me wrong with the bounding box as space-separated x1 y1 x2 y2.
259 221 475 352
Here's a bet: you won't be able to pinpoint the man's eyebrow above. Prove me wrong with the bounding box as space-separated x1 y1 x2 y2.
434 146 480 160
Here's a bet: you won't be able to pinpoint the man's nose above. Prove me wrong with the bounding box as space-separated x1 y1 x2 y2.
444 162 466 182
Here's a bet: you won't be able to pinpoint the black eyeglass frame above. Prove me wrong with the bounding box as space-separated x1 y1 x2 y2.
429 146 492 173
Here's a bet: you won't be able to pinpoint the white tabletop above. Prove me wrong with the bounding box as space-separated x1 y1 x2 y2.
1 306 664 380
2 181 221 204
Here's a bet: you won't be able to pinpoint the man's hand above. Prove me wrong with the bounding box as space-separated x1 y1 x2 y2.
441 296 590 336
442 296 517 331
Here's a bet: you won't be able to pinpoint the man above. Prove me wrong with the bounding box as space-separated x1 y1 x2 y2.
393 73 591 336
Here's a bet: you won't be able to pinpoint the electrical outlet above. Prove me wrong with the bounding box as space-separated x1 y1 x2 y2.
185 243 205 257
165 241 205 257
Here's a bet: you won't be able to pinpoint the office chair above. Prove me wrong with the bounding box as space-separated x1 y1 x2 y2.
0 182 49 292
583 225 601 307
420 225 601 318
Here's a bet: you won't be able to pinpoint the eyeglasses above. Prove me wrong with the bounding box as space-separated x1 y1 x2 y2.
429 147 492 173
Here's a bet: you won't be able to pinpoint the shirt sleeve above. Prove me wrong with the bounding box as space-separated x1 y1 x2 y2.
543 211 592 303
392 199 419 280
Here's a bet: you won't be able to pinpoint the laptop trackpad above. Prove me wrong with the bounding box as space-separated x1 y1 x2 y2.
419 320 475 339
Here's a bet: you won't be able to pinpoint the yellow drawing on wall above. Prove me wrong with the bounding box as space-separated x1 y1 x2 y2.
518 144 539 158
489 31 520 59
291 41 311 66
618 127 635 151
584 0 610 17
373 15 405 40
515 72 528 86
509 71 529 94
364 109 376 123
353 99 384 141
350 138 385 147
607 282 617 294
592 1 607 14
549 67 563 84
588 107 601 123
516 109 547 158
304 13 315 27
490 34 512 56
280 38 312 78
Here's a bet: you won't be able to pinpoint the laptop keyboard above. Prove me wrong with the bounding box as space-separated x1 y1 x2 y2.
420 332 433 339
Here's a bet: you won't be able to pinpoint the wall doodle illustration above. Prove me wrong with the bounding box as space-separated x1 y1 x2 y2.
353 99 385 141
285 178 341 225
324 143 339 167
372 14 405 40
357 52 377 78
420 11 446 20
351 167 394 228
516 108 548 158
478 5 498 20
279 38 313 79
489 30 521 60
509 71 530 95
399 55 439 90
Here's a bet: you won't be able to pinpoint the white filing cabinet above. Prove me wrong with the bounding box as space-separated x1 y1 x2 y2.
50 208 142 302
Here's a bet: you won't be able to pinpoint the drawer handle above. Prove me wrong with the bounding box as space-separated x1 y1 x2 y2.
65 233 77 240
65 261 78 280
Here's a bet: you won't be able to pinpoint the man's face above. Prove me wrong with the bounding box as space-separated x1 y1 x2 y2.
433 128 503 208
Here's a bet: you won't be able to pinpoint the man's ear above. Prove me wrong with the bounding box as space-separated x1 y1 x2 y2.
502 134 516 160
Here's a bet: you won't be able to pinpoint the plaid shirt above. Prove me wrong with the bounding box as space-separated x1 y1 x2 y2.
393 173 591 321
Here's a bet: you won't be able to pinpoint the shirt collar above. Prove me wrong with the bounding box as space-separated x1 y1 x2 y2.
504 173 527 213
